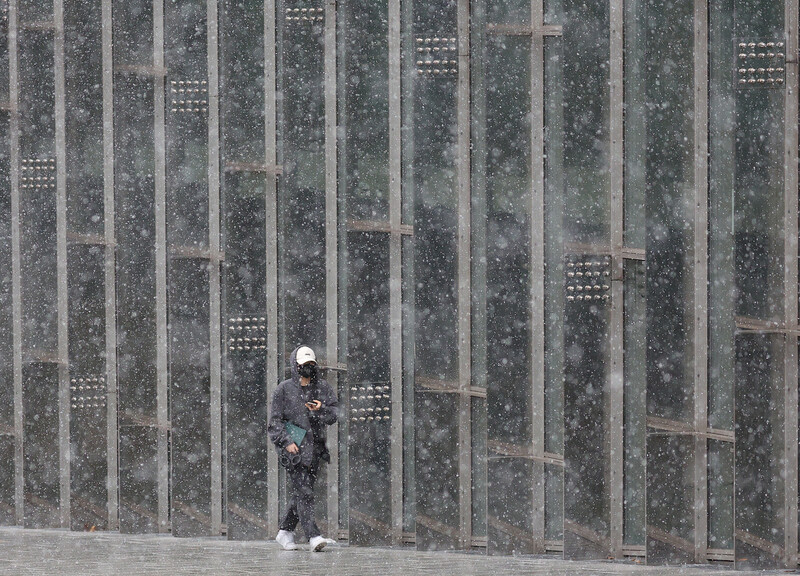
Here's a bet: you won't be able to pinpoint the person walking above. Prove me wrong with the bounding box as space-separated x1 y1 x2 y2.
268 345 339 552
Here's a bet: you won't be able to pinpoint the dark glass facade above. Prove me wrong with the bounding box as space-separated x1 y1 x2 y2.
1 0 800 570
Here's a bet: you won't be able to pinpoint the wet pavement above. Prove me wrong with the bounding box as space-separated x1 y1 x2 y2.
0 527 790 575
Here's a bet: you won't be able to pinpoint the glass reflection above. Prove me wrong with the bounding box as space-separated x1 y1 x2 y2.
563 1 609 245
347 232 391 545
735 333 784 569
623 260 645 547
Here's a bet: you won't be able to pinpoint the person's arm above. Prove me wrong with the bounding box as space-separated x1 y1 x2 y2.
310 382 338 426
267 387 293 449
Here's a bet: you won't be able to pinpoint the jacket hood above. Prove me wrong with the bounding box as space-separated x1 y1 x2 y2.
289 346 300 382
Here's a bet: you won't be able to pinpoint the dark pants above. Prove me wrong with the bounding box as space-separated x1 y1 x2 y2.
279 464 320 539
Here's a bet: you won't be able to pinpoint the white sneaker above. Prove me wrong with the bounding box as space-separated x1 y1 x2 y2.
276 530 299 551
323 537 336 546
309 535 328 552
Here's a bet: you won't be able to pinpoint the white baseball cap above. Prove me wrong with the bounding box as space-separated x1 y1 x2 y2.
296 346 316 365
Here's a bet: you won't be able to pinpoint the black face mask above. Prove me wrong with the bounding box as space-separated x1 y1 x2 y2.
298 363 317 379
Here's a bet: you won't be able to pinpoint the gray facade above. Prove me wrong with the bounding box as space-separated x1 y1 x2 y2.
0 0 797 570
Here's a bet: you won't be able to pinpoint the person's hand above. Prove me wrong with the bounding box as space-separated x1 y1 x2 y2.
286 443 299 454
305 400 322 411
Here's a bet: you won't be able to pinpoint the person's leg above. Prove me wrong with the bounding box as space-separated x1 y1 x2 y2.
293 466 320 539
279 487 299 532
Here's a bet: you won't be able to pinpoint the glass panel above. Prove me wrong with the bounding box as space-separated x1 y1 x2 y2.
65 0 103 237
623 0 644 250
708 0 735 433
0 111 11 438
112 2 153 68
544 463 563 542
708 439 734 550
401 0 416 539
415 391 459 550
472 396 486 539
114 20 158 530
223 172 269 540
23 363 60 528
544 36 564 458
645 434 694 563
0 0 8 104
544 0 562 26
0 435 13 525
485 0 529 26
169 259 212 536
412 0 459 552
220 0 265 164
481 32 533 556
67 245 108 531
166 0 208 249
469 0 488 545
279 0 326 359
164 1 212 538
114 74 157 419
644 0 695 424
19 29 56 355
641 0 695 563
347 232 391 545
562 1 609 246
220 0 268 540
562 261 610 559
69 395 108 531
623 260 645 546
734 92 785 322
18 0 52 23
119 425 159 532
65 0 108 531
224 348 269 540
733 0 784 324
402 235 415 535
561 6 612 554
735 334 784 569
341 0 388 222
731 2 786 569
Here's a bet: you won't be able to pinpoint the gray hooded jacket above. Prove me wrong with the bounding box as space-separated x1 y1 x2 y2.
268 346 338 468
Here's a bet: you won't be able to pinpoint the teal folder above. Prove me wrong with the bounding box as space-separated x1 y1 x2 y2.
285 422 307 446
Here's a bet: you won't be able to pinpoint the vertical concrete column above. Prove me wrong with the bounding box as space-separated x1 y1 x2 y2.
388 0 403 547
0 0 17 527
530 0 546 554
7 0 23 528
101 0 117 532
783 0 799 566
608 0 624 559
264 0 279 535
207 0 222 537
323 0 339 539
152 0 169 533
693 0 709 564
456 0 471 551
53 0 69 529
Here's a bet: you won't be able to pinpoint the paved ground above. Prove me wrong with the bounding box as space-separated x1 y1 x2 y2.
0 527 790 575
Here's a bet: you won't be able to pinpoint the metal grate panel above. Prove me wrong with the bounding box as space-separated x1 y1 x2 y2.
735 40 785 88
169 80 208 113
415 36 458 77
565 256 611 304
